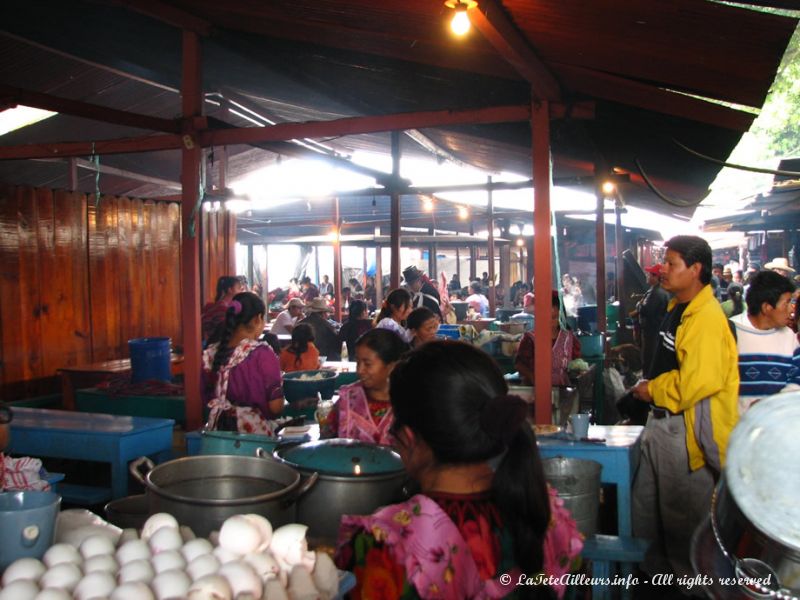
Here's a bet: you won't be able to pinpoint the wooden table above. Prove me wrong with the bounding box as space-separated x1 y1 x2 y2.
58 354 184 410
8 407 174 499
538 424 643 536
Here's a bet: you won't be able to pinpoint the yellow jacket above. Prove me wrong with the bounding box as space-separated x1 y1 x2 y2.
647 284 739 471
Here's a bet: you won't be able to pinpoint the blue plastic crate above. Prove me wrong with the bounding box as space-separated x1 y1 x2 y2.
438 325 460 340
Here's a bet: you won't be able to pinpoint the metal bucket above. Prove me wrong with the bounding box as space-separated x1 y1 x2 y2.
200 429 280 456
105 494 149 530
130 455 317 538
542 457 601 537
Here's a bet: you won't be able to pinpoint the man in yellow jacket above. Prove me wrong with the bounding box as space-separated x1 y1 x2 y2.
631 235 739 588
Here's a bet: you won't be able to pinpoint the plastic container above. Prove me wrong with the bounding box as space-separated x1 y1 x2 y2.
437 324 461 340
128 337 172 383
104 494 148 530
0 490 61 570
283 370 338 420
578 333 604 358
542 457 601 538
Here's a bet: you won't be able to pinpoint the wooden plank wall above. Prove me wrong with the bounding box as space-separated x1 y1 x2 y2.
201 207 237 305
0 184 183 399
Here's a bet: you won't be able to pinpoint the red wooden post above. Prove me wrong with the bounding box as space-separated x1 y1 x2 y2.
390 132 401 289
180 30 204 431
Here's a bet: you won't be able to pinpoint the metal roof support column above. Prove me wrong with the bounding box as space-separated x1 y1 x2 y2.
333 198 343 323
180 30 204 431
527 236 534 286
469 245 477 281
614 197 627 342
532 101 553 425
375 245 383 308
263 244 269 311
455 247 461 284
390 132 401 289
594 180 608 342
487 176 496 316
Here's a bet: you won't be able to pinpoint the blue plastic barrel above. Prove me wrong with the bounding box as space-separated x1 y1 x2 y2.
128 337 171 383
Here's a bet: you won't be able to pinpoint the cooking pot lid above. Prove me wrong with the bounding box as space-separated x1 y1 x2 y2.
276 439 404 476
725 392 800 551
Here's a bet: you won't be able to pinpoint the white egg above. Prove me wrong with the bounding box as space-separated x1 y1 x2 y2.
270 523 316 573
312 551 340 600
0 579 39 600
116 539 151 565
117 558 155 584
109 582 156 600
186 553 221 582
181 537 213 563
39 563 82 592
42 543 82 568
263 578 289 600
186 574 232 600
80 534 116 559
179 525 196 542
242 551 281 583
73 571 116 600
83 554 118 574
212 545 238 565
117 529 139 545
242 514 273 551
218 515 261 556
2 557 46 586
217 561 263 600
148 526 183 554
151 568 191 600
141 513 180 541
288 564 321 600
150 549 186 573
59 525 120 549
33 589 72 600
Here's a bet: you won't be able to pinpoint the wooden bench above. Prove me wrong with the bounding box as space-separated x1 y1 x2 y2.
581 535 649 600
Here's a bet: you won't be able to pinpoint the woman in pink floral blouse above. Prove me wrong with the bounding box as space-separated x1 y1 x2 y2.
336 341 583 599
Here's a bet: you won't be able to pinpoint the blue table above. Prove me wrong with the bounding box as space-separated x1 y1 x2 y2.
538 425 643 536
8 408 174 500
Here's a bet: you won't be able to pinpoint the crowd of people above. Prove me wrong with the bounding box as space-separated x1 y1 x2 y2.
193 240 798 598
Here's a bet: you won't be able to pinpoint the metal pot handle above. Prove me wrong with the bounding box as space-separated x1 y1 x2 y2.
129 456 155 484
280 471 319 508
255 447 269 459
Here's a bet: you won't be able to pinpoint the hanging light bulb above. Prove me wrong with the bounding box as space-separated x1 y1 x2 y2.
457 205 470 220
422 196 434 211
445 0 477 37
602 181 616 195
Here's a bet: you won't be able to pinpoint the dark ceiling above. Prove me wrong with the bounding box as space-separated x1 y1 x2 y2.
0 0 796 240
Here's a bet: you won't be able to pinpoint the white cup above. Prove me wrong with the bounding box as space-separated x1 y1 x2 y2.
570 413 590 440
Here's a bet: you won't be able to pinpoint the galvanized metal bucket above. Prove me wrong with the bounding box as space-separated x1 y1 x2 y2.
542 457 601 538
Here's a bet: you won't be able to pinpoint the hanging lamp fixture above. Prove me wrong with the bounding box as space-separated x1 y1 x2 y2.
444 0 477 36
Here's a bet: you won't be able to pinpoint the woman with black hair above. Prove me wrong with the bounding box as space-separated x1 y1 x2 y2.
374 288 413 342
338 299 373 359
329 328 409 444
406 306 439 347
336 341 582 599
279 322 319 372
721 282 744 317
202 292 285 434
201 275 246 344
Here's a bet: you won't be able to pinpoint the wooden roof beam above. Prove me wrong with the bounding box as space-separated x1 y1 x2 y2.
0 84 181 133
469 0 561 101
0 101 592 160
112 0 213 36
557 64 756 132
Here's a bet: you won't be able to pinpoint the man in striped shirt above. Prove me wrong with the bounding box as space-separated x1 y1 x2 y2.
730 270 800 415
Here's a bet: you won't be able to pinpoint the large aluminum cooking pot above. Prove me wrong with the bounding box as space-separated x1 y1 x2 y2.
691 392 800 599
130 455 317 538
270 439 407 543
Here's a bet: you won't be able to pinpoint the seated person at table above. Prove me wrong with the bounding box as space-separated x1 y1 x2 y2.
279 323 320 372
271 297 305 336
202 275 246 344
375 288 413 343
465 281 490 317
406 306 439 348
338 300 373 360
328 329 409 444
515 291 581 387
0 403 51 492
335 341 583 599
203 292 285 434
298 297 342 361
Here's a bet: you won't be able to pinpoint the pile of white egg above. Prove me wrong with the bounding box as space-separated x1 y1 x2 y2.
0 513 340 600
